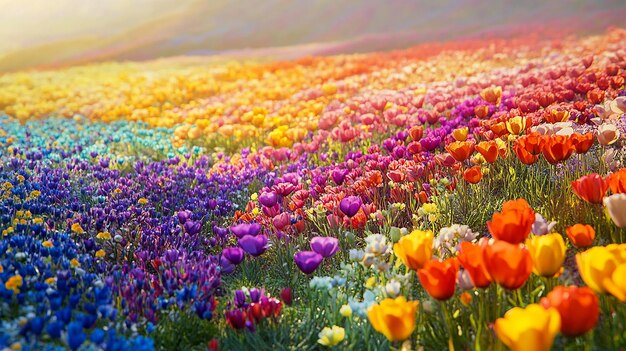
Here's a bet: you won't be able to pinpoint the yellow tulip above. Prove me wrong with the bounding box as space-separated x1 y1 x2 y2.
494 304 561 351
368 296 418 341
506 116 527 135
452 127 469 141
317 325 345 347
393 230 434 270
526 234 566 277
576 244 626 301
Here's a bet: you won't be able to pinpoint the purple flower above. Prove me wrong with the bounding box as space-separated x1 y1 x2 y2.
310 236 340 258
331 168 349 185
234 290 247 308
293 251 323 274
231 223 262 238
220 256 235 274
258 191 278 207
164 249 179 264
184 220 202 235
249 288 263 303
339 196 362 218
177 210 192 224
222 247 245 265
238 235 268 257
531 213 557 236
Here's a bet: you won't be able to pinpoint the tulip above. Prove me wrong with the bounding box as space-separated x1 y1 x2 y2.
317 325 345 347
541 135 575 164
452 127 469 141
475 140 498 163
607 168 626 194
531 213 556 235
294 251 323 274
487 199 535 244
474 105 489 118
222 247 245 265
331 168 349 185
570 132 594 154
238 235 268 257
480 86 502 105
483 240 533 290
494 304 560 351
258 191 278 207
310 236 340 258
272 212 291 230
571 173 608 204
506 116 527 135
540 286 599 337
565 224 595 248
490 122 508 136
576 244 626 301
418 258 459 300
457 242 491 288
604 194 626 228
393 229 434 270
367 296 418 341
231 222 262 238
597 123 620 145
280 287 292 305
339 196 362 218
526 234 566 277
446 141 474 162
517 132 544 155
513 143 539 165
408 125 423 141
462 166 482 184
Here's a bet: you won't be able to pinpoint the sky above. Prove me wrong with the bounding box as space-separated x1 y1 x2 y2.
1 0 625 72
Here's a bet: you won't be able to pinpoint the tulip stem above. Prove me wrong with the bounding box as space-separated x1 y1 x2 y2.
440 301 456 351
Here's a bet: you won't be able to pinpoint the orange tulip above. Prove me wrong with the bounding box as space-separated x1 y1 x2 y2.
458 241 491 288
452 127 469 141
541 135 575 164
463 166 482 184
482 240 533 290
607 168 626 194
489 122 508 136
571 173 609 204
570 133 594 154
540 286 599 337
409 126 423 141
418 258 459 300
487 199 535 244
565 224 595 248
475 140 498 163
513 143 539 165
545 109 570 123
480 86 502 105
517 132 544 155
446 141 474 162
474 105 489 118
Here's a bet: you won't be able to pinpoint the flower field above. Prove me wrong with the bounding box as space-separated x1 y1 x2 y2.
1 27 626 351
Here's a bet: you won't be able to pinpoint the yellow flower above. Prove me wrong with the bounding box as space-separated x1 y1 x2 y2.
250 193 258 201
95 249 106 258
452 127 469 141
251 207 260 216
368 296 418 341
576 244 626 301
506 116 527 135
526 234 566 277
96 231 112 240
339 304 352 318
42 240 54 248
17 175 25 183
393 230 433 270
0 264 3 273
9 342 21 350
317 325 345 347
30 190 41 198
494 304 560 351
138 198 148 205
70 258 80 268
45 277 56 285
33 217 43 224
71 223 85 234
365 277 376 289
421 203 438 214
5 275 23 293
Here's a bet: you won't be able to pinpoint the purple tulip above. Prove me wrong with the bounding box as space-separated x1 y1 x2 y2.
258 192 278 207
184 220 202 235
234 290 247 308
310 236 340 258
339 196 362 218
331 169 349 185
249 288 263 303
177 210 192 224
164 249 179 264
293 251 323 274
220 256 235 274
238 235 268 257
231 223 262 238
222 247 245 265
